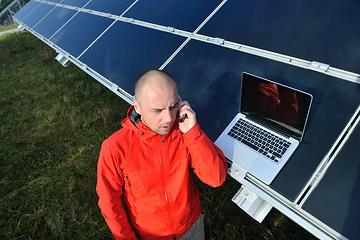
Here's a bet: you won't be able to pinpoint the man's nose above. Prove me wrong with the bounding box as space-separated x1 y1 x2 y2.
163 110 174 123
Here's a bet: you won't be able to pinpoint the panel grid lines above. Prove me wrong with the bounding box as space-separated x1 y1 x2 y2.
32 4 57 29
76 19 118 60
27 0 360 84
19 1 41 22
47 8 79 40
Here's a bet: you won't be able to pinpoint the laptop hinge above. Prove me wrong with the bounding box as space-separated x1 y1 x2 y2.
246 113 293 139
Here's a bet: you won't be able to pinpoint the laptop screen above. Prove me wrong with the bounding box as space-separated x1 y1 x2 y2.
240 72 312 141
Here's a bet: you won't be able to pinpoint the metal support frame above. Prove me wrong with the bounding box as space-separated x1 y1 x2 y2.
55 52 69 67
232 185 273 223
0 0 21 24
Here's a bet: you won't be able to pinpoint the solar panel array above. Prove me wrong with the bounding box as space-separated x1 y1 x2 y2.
14 0 360 95
13 0 360 239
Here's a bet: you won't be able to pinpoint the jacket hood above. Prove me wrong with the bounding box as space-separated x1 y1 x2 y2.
122 105 145 132
129 106 142 126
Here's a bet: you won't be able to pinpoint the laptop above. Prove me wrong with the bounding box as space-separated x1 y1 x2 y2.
215 72 313 185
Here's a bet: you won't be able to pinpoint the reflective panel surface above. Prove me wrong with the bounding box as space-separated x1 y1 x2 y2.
199 0 360 74
303 120 360 239
84 0 135 16
13 0 40 21
79 21 186 94
34 7 77 39
124 0 223 32
60 0 90 8
20 3 55 28
50 12 114 57
164 40 360 200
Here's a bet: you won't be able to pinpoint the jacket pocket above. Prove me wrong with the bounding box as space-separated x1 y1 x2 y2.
123 174 137 216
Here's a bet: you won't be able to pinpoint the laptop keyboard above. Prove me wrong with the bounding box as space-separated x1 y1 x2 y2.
227 118 291 164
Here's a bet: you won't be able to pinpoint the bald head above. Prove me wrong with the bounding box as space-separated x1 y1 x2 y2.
134 70 177 104
133 70 179 135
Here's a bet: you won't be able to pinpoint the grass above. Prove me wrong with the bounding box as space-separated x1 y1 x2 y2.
0 30 317 240
0 23 18 32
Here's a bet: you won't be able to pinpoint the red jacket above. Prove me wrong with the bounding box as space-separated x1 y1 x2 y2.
96 106 227 239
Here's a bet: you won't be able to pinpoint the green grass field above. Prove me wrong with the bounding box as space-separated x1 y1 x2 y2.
0 30 317 240
0 24 17 32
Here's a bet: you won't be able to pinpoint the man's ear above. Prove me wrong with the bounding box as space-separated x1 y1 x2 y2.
133 98 141 115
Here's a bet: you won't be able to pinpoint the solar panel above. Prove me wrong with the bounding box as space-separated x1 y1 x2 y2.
79 21 186 95
43 0 62 3
20 2 54 28
13 0 40 22
84 0 135 16
33 6 77 39
50 12 114 57
12 0 360 239
303 116 360 240
123 0 223 32
199 0 360 74
60 0 90 8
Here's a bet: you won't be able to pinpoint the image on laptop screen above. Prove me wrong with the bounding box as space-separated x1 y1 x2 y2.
241 73 312 141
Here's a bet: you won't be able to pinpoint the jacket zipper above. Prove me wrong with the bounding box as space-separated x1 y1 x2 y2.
157 138 176 237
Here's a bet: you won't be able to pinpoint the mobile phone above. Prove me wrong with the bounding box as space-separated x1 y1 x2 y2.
177 97 187 122
178 111 187 122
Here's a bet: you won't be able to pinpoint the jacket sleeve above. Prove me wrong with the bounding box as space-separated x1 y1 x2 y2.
96 140 137 240
183 123 227 187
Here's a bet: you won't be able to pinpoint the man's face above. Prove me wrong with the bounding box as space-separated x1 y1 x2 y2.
134 83 179 136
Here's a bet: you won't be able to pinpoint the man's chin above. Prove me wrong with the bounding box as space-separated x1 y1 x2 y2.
157 125 173 136
157 129 171 136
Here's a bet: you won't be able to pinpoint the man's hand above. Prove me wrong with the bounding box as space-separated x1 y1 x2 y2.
178 96 197 133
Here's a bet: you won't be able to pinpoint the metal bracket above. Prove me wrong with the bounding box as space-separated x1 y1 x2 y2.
232 185 273 223
166 26 175 33
55 53 69 67
81 64 87 70
111 83 119 91
126 18 134 23
17 24 26 32
212 37 225 45
309 61 330 73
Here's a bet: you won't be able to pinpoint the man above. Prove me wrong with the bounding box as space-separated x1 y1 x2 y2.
96 70 227 239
